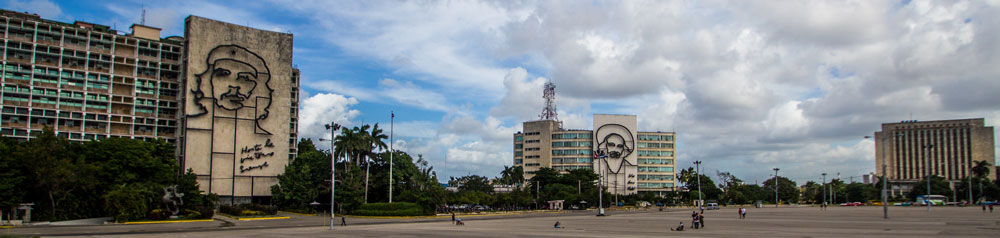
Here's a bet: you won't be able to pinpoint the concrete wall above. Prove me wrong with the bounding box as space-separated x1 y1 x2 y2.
181 16 293 198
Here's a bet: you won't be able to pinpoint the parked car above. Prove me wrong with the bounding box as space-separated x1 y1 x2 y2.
892 202 912 206
839 202 863 206
705 203 720 210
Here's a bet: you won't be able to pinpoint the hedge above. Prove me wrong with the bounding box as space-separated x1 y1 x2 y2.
351 202 429 216
220 204 277 216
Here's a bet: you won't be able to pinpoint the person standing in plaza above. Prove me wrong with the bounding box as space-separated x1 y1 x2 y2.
983 204 987 213
691 211 698 228
699 212 705 228
341 216 347 226
989 204 994 213
452 213 456 224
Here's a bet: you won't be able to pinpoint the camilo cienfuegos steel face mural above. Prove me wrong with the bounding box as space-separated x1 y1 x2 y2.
593 114 639 195
181 16 294 203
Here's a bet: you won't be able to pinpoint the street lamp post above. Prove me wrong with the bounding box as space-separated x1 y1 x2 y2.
596 154 607 216
694 161 702 207
389 112 394 203
923 144 934 212
822 173 827 209
321 123 341 230
866 133 902 219
773 168 780 208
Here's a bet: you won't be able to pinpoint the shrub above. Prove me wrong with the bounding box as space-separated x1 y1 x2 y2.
352 202 430 216
104 184 150 222
182 209 201 219
148 209 169 220
219 204 277 217
193 206 215 219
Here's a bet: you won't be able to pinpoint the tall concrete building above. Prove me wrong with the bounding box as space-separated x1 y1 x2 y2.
0 10 299 204
873 118 995 196
514 114 676 196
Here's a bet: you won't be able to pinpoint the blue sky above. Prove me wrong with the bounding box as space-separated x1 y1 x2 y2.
8 0 999 184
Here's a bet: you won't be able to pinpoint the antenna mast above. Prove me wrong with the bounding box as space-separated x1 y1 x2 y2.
141 5 146 25
539 81 561 128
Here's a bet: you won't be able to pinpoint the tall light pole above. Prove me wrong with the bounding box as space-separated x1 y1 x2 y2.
822 173 827 208
694 160 702 207
866 133 902 219
389 112 394 203
923 143 934 212
596 154 606 216
969 165 974 205
773 168 780 208
321 123 341 230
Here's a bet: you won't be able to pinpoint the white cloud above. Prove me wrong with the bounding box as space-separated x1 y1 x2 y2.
298 93 360 145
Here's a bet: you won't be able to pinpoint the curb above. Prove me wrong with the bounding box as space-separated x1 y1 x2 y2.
122 219 214 224
237 216 290 221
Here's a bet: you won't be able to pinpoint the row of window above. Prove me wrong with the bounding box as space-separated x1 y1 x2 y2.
554 165 591 171
552 133 592 139
552 141 592 148
637 182 674 189
638 174 674 181
637 142 673 148
637 134 673 141
524 132 541 135
553 157 592 164
637 150 673 157
525 147 540 151
525 163 541 167
638 166 674 173
638 158 673 164
525 139 540 143
553 149 591 155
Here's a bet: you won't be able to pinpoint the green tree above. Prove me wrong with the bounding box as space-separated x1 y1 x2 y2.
0 137 25 211
450 175 493 193
17 127 86 220
800 181 823 204
908 175 953 201
972 161 992 178
843 182 877 203
762 176 799 204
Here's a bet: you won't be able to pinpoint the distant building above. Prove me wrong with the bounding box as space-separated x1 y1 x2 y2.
873 118 995 197
514 114 676 196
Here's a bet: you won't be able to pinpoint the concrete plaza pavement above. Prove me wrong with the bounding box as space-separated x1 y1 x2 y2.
42 206 1000 238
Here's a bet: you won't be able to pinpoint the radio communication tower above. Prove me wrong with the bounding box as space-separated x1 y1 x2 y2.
539 81 561 128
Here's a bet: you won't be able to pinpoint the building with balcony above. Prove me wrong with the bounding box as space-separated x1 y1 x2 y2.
0 10 300 204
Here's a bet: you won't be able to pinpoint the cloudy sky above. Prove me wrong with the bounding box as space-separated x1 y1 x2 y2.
11 0 999 185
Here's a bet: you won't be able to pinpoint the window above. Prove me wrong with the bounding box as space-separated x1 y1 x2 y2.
524 132 541 136
514 159 523 164
638 150 673 157
515 151 523 156
638 174 674 180
525 155 540 159
552 141 592 147
552 149 591 155
515 136 523 142
525 163 540 167
525 148 540 151
637 183 674 189
638 166 674 173
638 159 673 164
515 143 523 149
525 139 540 143
553 133 592 139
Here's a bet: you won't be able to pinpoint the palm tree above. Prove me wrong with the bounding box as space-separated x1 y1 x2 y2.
972 160 992 203
972 160 992 178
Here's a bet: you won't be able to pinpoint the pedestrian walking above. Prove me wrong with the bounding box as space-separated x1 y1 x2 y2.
699 212 705 228
693 215 700 229
984 204 987 213
452 213 456 224
741 207 747 219
737 207 742 219
690 211 698 228
990 204 994 213
341 216 347 226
